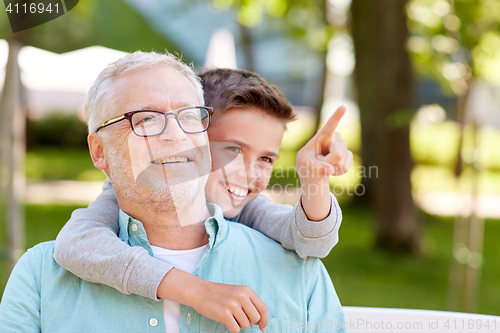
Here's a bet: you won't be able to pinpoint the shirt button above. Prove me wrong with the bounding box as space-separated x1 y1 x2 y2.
187 313 191 325
149 318 158 327
131 223 138 232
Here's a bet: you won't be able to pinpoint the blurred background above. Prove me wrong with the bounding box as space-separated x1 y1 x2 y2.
0 0 499 316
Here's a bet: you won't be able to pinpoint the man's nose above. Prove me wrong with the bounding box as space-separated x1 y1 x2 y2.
158 115 187 141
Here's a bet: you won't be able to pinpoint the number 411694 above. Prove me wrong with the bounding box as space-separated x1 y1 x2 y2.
444 319 497 330
6 3 59 14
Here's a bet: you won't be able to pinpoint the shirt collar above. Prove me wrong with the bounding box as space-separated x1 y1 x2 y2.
118 202 229 254
204 202 228 249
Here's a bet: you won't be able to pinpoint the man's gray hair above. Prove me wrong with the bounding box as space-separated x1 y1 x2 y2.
86 51 204 133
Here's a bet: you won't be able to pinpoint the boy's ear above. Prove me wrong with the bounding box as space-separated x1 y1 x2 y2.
88 133 108 170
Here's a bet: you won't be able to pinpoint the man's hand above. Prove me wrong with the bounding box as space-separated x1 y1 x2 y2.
295 105 353 221
157 269 268 332
295 105 353 180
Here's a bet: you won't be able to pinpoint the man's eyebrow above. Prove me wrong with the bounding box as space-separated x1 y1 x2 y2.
129 104 156 111
223 138 279 158
134 102 197 111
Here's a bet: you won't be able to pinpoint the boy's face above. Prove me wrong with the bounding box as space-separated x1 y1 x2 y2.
206 108 285 218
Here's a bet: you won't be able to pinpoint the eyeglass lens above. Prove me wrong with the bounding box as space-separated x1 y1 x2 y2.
131 108 209 136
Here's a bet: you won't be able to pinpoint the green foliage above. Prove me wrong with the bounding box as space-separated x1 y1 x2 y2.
473 31 500 84
208 0 335 51
411 121 461 167
25 147 105 181
411 121 500 170
27 113 88 149
407 0 500 93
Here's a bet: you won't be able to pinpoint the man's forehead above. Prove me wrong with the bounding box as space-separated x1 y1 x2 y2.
114 65 182 86
112 66 200 110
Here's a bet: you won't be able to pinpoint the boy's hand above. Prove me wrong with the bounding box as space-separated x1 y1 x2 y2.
295 105 352 221
295 105 353 180
158 269 268 332
192 281 268 333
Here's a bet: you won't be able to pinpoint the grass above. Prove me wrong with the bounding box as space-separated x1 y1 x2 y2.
1 203 499 316
322 202 500 316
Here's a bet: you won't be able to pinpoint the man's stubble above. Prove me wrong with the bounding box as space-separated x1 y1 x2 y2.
105 142 210 214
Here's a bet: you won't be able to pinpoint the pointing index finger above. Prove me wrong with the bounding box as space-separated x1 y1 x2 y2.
319 105 347 135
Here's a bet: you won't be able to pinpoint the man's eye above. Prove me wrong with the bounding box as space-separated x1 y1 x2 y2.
181 112 201 121
133 113 160 127
135 117 153 126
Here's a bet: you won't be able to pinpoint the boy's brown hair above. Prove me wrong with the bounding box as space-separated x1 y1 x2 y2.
199 68 296 123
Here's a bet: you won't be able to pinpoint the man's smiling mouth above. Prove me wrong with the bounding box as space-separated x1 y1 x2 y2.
151 156 190 164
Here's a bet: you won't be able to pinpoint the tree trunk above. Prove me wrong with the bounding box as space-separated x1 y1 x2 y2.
239 24 255 72
0 38 25 272
351 0 419 253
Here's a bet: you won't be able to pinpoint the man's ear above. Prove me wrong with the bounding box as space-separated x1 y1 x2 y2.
88 133 108 170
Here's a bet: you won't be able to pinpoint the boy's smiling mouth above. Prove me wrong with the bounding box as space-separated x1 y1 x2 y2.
221 182 249 200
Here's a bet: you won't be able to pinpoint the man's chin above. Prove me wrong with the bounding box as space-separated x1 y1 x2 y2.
135 170 208 202
135 164 207 190
136 168 186 191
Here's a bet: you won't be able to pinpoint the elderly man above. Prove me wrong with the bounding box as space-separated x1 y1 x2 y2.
0 52 346 332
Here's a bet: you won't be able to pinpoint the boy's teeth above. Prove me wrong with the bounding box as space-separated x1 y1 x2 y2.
153 156 188 164
225 184 247 198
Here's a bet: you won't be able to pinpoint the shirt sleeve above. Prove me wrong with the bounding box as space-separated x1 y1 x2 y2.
0 248 42 332
306 259 347 332
53 179 173 300
236 193 342 258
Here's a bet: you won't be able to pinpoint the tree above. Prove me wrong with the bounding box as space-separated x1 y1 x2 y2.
351 0 419 253
0 36 25 272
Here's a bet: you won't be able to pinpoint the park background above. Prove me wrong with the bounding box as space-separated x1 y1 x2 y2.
0 0 499 317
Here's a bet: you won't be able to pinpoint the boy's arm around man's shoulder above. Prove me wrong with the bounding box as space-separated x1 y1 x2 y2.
53 180 173 300
237 193 342 258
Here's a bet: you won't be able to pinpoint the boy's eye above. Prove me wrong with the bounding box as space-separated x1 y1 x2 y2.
260 156 273 164
226 146 241 153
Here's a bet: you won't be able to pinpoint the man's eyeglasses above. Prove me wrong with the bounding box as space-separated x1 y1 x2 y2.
95 106 213 137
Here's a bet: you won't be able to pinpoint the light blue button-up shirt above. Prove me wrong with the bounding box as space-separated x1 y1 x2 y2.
0 203 346 332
